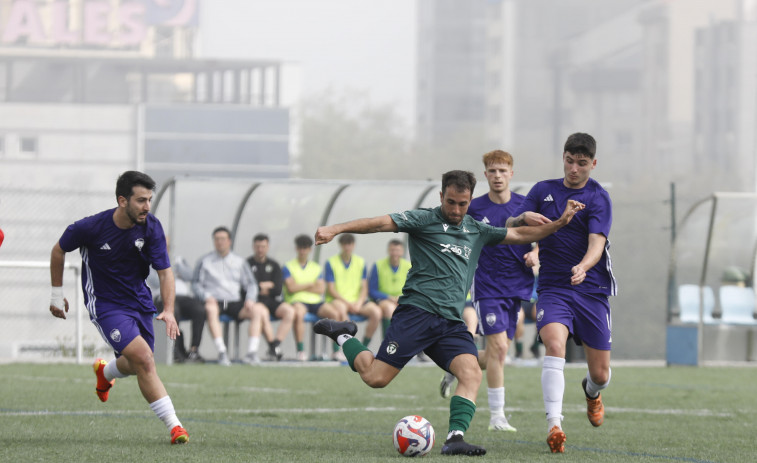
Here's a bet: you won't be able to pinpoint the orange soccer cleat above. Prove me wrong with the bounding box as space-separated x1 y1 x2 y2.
583 378 605 427
92 358 115 402
547 426 566 453
170 425 189 444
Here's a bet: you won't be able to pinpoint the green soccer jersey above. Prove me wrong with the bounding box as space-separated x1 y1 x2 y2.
389 207 508 322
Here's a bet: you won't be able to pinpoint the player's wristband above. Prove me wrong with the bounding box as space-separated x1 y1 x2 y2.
51 286 65 310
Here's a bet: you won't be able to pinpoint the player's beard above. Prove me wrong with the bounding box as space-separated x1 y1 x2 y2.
125 205 147 225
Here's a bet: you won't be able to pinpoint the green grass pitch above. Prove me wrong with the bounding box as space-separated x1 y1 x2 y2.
0 362 752 462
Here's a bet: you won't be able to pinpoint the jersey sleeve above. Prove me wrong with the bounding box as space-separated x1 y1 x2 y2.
281 265 292 280
147 218 171 271
514 183 542 216
324 261 335 283
588 189 613 238
58 219 90 252
389 208 432 233
480 221 508 246
368 263 387 301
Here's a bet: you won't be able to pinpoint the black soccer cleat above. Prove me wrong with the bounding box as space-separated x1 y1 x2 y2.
313 319 358 342
268 340 283 361
440 434 486 456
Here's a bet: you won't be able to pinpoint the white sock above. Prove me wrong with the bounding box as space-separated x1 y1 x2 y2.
149 395 182 431
446 430 463 440
214 336 227 354
488 387 505 419
584 368 611 398
542 356 566 429
336 334 352 346
247 336 260 354
104 360 128 381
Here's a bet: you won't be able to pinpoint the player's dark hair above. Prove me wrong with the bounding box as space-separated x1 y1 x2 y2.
213 226 232 240
442 170 476 196
338 233 355 245
115 171 155 201
564 133 596 159
388 239 404 248
253 233 269 243
295 234 313 249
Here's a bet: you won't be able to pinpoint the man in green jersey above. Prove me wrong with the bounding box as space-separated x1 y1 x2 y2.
313 170 584 456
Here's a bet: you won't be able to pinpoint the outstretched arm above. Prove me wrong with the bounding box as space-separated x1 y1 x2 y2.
502 200 585 245
315 215 398 245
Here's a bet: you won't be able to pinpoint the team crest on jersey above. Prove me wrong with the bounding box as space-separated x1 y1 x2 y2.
386 342 399 355
443 224 449 232
536 309 544 322
110 329 122 343
134 238 144 251
486 313 497 326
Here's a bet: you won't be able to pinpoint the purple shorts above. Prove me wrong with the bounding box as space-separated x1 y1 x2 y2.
475 297 521 339
536 289 612 350
91 309 156 357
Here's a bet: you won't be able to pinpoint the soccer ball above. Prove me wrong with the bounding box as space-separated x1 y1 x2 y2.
393 415 435 457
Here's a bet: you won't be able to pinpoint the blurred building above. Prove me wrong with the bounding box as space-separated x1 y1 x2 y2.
416 0 756 192
0 0 292 195
0 0 293 265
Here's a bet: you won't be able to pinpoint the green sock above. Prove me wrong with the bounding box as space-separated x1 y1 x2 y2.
448 395 476 434
515 341 523 358
342 337 370 372
362 337 371 347
382 318 391 336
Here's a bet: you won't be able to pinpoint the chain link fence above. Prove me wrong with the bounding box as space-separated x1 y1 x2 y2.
0 187 114 362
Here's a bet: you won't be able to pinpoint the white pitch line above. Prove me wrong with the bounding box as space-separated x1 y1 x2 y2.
0 405 734 418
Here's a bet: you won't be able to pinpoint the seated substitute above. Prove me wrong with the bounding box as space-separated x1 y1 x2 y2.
193 226 267 366
246 233 297 361
282 234 338 361
325 234 381 348
149 241 206 363
368 239 411 336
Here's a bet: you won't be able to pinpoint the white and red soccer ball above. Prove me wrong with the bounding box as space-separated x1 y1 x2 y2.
393 415 435 457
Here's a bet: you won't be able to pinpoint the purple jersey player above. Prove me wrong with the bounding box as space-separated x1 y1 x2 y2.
49 171 188 445
508 133 616 454
439 150 541 435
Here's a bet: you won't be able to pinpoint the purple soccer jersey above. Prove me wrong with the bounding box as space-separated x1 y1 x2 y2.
58 208 170 317
468 193 534 301
515 178 617 296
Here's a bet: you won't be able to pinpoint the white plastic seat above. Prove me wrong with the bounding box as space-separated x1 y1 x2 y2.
677 284 716 324
719 286 757 324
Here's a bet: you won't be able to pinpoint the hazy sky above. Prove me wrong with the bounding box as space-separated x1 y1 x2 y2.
198 0 417 125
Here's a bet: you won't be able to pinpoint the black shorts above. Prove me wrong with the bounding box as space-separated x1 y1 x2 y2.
219 300 245 321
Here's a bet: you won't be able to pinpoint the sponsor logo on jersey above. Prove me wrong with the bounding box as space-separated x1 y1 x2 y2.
439 243 472 260
386 341 398 355
443 223 449 232
486 313 497 326
463 226 470 233
100 243 111 250
134 238 144 251
110 329 121 343
544 194 554 202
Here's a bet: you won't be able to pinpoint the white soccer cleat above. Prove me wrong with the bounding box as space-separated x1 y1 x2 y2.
488 416 517 432
439 372 456 399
